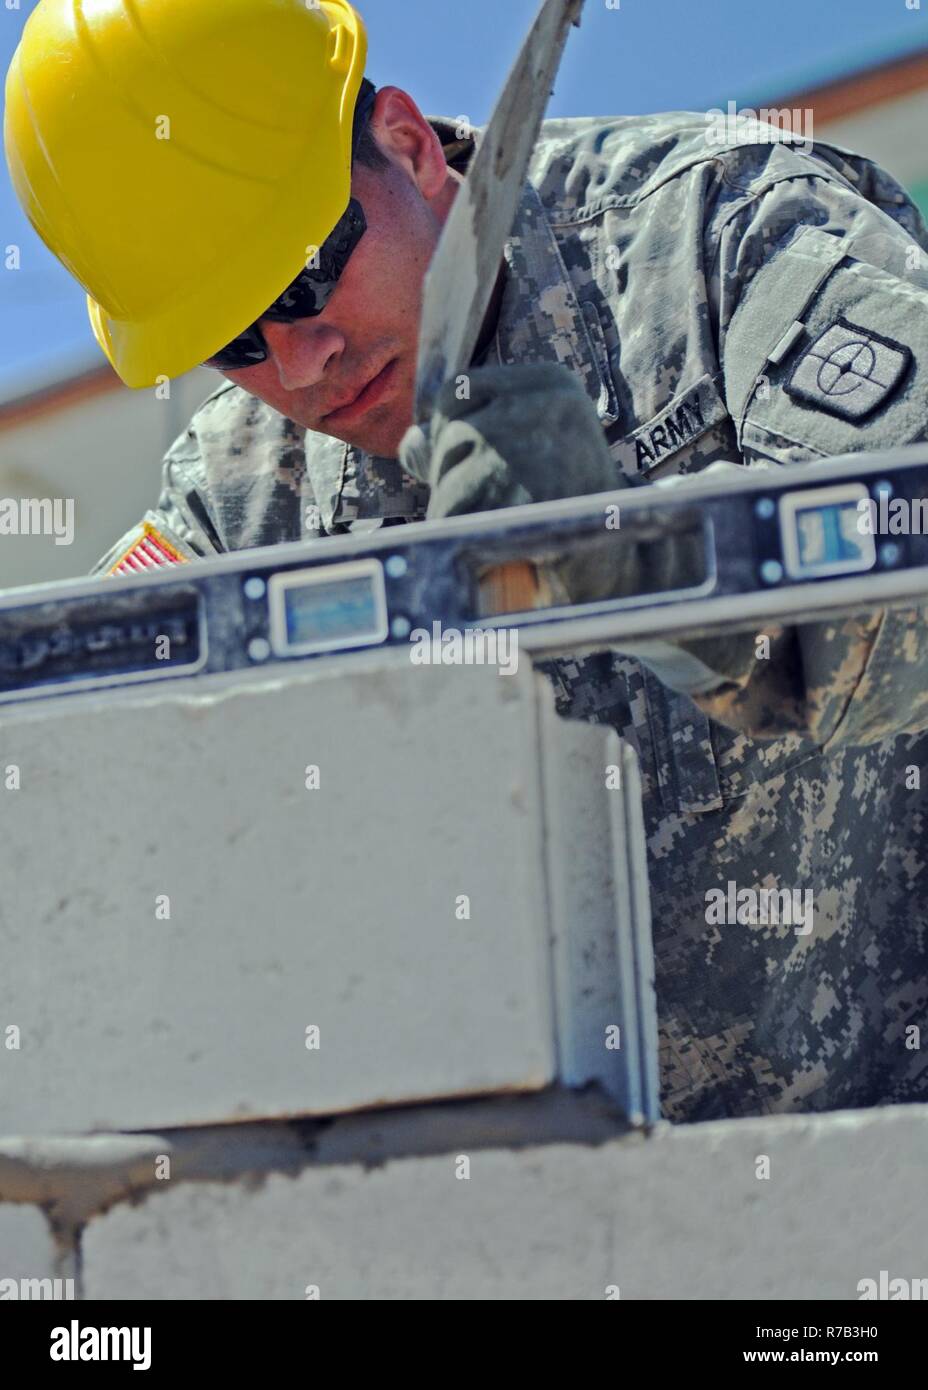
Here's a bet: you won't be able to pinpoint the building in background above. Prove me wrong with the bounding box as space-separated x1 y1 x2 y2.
2 30 928 590
0 364 214 588
763 38 928 220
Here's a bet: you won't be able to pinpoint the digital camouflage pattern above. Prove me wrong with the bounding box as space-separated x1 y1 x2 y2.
93 114 928 1123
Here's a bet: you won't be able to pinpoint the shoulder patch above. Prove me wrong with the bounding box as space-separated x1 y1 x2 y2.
107 522 191 577
785 316 912 422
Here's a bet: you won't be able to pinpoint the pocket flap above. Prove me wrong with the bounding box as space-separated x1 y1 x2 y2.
724 226 849 429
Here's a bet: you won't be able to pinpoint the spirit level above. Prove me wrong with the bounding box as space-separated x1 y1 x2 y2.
1 446 927 703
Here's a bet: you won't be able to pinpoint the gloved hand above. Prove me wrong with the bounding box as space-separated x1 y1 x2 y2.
399 362 757 696
399 363 623 515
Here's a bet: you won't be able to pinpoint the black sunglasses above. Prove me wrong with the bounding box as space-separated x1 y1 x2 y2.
205 81 376 371
204 198 367 371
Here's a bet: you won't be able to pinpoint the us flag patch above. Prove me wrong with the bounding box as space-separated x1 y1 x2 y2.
108 522 191 577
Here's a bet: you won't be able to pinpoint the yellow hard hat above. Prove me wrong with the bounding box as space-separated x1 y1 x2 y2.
3 0 367 387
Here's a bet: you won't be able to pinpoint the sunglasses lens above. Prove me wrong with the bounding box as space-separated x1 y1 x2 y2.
204 325 268 372
263 200 366 322
203 200 367 370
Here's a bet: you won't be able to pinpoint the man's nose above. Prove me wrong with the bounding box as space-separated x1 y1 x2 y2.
260 319 345 390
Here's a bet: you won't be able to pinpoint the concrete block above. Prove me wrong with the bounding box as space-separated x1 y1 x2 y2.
538 690 657 1122
81 1103 928 1300
0 657 556 1130
0 1205 61 1291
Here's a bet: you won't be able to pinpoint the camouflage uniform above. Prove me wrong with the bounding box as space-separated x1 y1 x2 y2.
94 114 928 1123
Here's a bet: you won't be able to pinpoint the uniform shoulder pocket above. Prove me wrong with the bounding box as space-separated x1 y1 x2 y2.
725 224 928 462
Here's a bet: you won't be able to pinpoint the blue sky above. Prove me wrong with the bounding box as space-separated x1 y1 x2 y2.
2 0 927 401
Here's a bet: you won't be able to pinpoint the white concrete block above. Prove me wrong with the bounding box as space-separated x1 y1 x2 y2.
538 691 657 1121
0 1205 59 1286
0 657 556 1130
81 1104 928 1300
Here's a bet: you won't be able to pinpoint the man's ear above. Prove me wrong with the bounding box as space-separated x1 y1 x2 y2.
368 86 449 200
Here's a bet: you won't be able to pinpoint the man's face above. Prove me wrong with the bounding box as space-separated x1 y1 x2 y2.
217 90 456 460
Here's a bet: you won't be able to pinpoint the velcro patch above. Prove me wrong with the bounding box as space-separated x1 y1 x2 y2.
108 522 191 577
608 373 727 478
785 316 912 422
